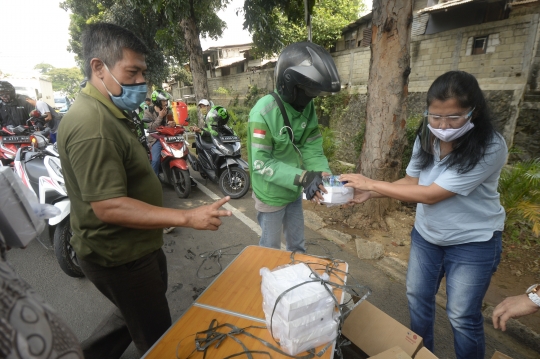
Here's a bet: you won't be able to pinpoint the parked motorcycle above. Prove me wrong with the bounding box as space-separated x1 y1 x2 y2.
0 125 32 168
148 125 192 198
188 125 250 199
14 134 83 277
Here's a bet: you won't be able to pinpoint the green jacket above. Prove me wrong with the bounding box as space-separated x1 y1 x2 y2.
200 113 219 139
247 92 331 207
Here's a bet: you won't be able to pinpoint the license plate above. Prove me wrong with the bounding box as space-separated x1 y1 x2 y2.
166 136 184 143
2 136 30 143
220 135 239 143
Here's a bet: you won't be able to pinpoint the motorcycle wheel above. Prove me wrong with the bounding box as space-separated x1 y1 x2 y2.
219 166 250 199
172 167 191 198
54 217 84 278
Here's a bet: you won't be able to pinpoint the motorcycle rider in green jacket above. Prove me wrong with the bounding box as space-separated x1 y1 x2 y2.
247 42 341 252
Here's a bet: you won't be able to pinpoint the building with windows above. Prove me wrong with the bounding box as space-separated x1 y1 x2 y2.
330 0 540 161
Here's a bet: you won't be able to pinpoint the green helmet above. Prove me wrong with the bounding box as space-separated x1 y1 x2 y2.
151 89 172 108
206 106 230 127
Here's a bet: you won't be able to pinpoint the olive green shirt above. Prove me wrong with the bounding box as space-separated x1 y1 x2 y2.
57 82 163 267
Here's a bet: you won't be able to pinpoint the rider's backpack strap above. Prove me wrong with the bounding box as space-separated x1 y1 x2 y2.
269 92 293 143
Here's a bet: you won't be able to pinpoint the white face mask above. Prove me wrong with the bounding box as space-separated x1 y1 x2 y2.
427 120 475 142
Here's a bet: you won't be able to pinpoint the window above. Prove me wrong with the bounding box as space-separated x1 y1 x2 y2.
472 36 488 55
344 30 357 49
360 28 372 47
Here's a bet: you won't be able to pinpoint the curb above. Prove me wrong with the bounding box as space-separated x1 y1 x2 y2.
304 209 540 354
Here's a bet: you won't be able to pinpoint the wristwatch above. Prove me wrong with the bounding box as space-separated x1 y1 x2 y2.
526 284 540 307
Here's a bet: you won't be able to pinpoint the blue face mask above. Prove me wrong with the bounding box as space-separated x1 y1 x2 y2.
101 63 148 112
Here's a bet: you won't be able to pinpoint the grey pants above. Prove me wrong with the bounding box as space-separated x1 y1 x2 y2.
79 248 171 359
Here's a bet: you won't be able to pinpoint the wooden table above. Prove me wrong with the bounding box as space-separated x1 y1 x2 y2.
143 245 348 359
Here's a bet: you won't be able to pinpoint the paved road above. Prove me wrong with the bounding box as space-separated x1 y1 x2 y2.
6 174 537 359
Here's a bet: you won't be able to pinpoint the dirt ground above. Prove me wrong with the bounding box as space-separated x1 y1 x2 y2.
302 201 540 335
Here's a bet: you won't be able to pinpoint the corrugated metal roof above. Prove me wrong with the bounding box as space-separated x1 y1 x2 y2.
216 57 245 69
417 0 475 14
412 13 430 36
341 12 372 33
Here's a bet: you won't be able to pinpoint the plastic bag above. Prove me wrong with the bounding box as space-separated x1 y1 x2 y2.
260 263 337 356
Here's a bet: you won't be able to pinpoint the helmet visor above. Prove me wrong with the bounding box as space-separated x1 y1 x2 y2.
298 85 320 97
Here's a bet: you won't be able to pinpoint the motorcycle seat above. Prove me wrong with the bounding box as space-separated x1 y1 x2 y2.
197 136 215 151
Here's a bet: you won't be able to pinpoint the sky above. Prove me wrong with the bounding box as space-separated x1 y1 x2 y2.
0 0 371 76
0 0 252 76
0 0 76 76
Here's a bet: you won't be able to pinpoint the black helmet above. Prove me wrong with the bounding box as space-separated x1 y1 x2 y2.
275 42 341 105
0 81 16 103
151 89 172 108
206 106 230 127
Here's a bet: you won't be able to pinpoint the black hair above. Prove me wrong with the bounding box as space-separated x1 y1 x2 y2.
414 71 498 174
145 97 151 102
81 23 148 78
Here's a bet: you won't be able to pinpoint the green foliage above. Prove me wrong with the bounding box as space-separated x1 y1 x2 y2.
353 122 366 158
187 105 198 125
170 65 193 86
498 158 540 244
48 67 85 98
244 85 266 108
400 114 423 177
32 63 84 98
60 0 194 86
319 125 337 162
34 63 55 74
215 87 231 96
244 0 366 57
314 91 349 120
227 107 251 159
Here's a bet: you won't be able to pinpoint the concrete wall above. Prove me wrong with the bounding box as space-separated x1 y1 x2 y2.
206 68 275 101
197 10 540 160
329 13 540 161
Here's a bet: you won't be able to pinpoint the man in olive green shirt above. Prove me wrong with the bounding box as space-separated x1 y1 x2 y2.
58 23 231 359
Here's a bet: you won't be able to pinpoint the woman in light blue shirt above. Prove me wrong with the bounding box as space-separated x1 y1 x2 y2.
341 71 507 359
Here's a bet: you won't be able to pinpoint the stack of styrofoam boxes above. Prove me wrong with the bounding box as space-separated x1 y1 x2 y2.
260 263 338 355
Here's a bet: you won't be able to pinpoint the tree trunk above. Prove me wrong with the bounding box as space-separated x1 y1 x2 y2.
181 13 209 127
358 0 413 223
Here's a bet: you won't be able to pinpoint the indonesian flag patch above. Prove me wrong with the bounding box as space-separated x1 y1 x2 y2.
253 129 266 139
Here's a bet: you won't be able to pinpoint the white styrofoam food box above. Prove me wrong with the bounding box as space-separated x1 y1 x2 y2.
302 186 353 204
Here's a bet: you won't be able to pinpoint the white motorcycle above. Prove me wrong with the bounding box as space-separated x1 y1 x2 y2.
14 134 83 277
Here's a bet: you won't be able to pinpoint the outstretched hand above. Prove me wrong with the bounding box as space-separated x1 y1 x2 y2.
492 294 539 331
187 196 232 230
341 173 375 191
346 189 371 206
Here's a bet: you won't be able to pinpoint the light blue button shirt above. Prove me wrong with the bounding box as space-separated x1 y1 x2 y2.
406 134 507 246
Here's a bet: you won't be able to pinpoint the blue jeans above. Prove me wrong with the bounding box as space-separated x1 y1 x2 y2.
406 227 502 359
257 196 305 252
151 141 162 176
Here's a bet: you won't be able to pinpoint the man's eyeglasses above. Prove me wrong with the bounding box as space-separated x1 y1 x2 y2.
424 107 475 124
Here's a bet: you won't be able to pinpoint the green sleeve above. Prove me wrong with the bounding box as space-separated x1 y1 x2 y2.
299 124 331 174
201 121 219 137
248 116 303 191
66 138 127 202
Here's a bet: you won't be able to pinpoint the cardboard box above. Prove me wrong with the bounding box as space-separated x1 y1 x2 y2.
491 351 513 359
368 346 412 359
342 300 423 358
414 347 438 359
341 299 514 359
